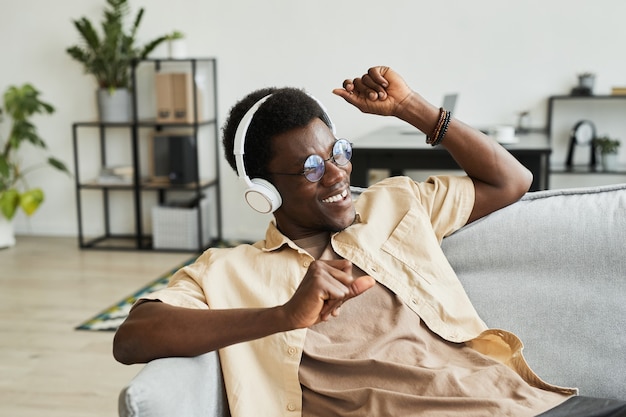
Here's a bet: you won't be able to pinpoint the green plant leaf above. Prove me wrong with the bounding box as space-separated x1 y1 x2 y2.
3 84 55 120
1 82 67 219
594 136 621 154
66 0 169 90
166 30 184 40
48 157 71 175
0 189 19 220
19 188 44 216
0 155 9 179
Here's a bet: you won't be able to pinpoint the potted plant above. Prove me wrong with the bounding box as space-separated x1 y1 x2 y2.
0 84 70 248
594 135 621 171
572 72 596 96
66 0 173 122
166 30 187 59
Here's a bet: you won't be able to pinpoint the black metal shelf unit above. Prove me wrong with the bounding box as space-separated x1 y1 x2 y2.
546 94 626 176
546 94 626 135
72 57 222 252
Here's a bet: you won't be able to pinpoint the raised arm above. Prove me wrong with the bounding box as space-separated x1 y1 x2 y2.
333 66 532 222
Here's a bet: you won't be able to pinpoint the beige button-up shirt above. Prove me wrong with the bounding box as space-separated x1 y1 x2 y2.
144 175 575 417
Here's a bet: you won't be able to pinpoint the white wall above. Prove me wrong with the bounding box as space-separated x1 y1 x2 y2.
2 0 626 242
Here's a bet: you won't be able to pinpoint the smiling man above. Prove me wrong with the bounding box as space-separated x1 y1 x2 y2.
113 66 625 417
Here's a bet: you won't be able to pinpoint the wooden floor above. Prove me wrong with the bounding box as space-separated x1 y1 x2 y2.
0 236 193 417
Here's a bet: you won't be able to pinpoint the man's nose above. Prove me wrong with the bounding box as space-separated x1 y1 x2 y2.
321 158 346 184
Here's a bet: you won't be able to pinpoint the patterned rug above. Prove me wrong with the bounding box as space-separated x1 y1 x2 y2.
76 256 196 332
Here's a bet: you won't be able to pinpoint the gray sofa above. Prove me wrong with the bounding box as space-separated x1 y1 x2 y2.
119 183 626 417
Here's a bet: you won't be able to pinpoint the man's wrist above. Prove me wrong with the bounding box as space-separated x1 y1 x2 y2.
395 93 440 134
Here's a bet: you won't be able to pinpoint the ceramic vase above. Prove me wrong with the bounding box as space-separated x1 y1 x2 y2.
97 88 132 123
0 216 16 249
578 75 595 90
168 39 187 59
600 153 618 172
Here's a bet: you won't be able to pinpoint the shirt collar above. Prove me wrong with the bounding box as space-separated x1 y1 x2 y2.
263 221 296 252
262 212 363 253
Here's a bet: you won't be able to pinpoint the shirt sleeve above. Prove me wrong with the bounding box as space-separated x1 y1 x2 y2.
138 260 210 310
414 175 475 242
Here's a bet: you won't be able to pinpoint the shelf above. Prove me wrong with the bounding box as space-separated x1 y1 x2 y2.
549 94 626 101
141 178 218 190
80 234 153 251
78 178 217 190
136 119 216 128
72 57 222 252
551 164 626 175
139 57 216 64
73 118 217 128
546 94 626 185
79 234 221 252
546 94 626 132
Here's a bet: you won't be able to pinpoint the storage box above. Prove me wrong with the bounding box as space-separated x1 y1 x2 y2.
152 198 211 250
155 72 203 124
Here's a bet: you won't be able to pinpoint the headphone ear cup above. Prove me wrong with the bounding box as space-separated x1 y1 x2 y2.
244 178 282 214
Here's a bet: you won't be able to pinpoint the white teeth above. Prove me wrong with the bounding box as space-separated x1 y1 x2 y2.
322 189 348 203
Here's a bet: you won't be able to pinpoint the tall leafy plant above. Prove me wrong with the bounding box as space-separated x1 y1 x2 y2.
0 84 70 220
66 0 171 92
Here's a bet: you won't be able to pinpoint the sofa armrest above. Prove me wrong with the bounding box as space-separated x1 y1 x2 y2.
118 351 229 417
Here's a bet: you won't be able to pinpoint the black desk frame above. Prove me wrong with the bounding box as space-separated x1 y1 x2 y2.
350 128 551 192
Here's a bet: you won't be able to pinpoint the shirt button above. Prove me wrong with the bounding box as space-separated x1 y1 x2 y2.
410 298 418 304
287 346 298 356
302 261 310 268
287 403 296 411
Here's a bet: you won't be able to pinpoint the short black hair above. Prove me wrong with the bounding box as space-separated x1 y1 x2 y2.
221 87 332 180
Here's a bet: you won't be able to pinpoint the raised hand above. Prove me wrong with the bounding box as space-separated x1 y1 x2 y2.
332 66 413 117
282 259 375 329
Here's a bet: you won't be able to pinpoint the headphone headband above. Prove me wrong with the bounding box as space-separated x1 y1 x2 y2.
233 94 272 189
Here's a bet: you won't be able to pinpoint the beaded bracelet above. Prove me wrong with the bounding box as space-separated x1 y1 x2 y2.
426 108 445 145
432 111 452 146
426 107 451 146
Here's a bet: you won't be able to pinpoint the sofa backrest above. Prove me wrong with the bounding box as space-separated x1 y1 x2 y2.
441 183 626 400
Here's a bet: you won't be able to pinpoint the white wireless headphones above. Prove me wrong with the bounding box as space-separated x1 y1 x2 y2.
233 92 336 214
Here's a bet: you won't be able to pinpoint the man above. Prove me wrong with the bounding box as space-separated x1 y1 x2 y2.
114 66 625 416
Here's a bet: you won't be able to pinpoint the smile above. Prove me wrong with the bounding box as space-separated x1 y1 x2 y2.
321 189 348 204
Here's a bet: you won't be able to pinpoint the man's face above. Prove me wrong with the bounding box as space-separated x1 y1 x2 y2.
268 118 355 240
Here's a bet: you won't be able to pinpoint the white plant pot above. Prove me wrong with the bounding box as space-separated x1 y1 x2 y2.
0 216 16 249
97 88 132 123
168 39 187 59
601 153 619 172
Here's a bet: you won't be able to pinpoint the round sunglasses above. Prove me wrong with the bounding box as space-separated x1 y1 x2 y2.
269 138 353 183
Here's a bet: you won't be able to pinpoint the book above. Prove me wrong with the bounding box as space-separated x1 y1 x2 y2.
96 165 133 184
611 87 626 95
